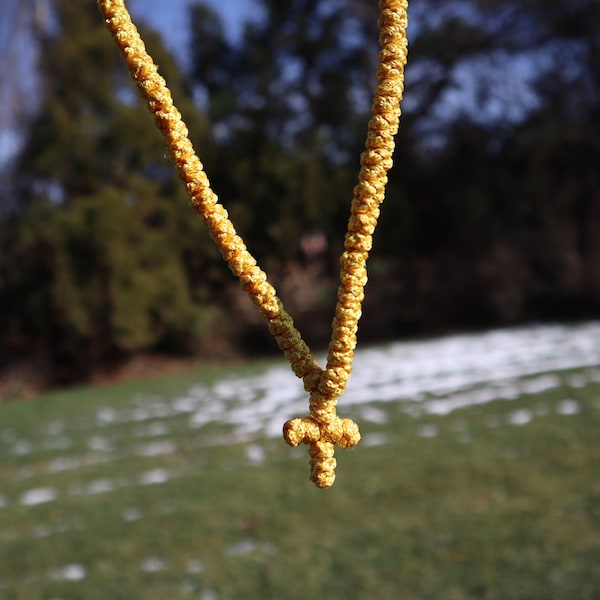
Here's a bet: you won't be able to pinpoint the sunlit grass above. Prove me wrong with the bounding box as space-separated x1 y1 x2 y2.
0 357 599 599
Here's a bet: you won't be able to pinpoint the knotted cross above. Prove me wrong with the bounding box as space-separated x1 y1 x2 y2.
283 391 361 488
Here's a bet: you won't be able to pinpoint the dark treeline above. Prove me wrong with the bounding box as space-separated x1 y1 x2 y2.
0 0 598 388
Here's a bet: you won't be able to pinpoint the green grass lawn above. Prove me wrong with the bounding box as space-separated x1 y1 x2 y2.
0 355 599 599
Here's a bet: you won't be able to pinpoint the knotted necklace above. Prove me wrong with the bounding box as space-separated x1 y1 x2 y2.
97 0 409 487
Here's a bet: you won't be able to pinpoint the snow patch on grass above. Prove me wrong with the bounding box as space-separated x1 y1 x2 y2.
20 487 57 506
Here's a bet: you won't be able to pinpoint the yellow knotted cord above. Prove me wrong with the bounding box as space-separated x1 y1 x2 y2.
97 0 408 488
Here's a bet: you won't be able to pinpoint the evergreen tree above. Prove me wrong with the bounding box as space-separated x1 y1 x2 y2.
188 0 380 264
188 0 600 336
379 0 600 329
3 0 599 388
5 0 220 382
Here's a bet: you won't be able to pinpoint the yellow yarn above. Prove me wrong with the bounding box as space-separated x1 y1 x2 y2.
97 0 408 488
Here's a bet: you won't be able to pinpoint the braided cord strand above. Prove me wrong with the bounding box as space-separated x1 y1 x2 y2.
326 0 408 398
96 0 323 393
283 0 409 487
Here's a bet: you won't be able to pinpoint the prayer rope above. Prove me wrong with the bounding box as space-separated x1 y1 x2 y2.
97 0 408 488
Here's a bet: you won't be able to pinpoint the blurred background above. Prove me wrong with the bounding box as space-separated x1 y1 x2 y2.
1 0 599 394
1 3 599 598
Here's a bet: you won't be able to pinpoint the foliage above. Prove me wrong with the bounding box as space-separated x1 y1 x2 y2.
1 0 599 383
1 0 223 381
188 0 373 259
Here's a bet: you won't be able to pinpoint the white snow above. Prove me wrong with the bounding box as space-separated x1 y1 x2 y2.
96 406 118 424
361 432 389 447
139 468 171 485
46 420 65 435
140 557 166 572
47 323 594 450
225 538 275 557
20 487 57 506
186 559 205 574
122 507 143 522
7 322 598 513
11 440 32 456
134 421 171 437
51 564 87 581
85 478 117 495
556 399 581 415
87 435 113 453
508 409 533 426
182 322 600 437
360 406 388 424
417 423 440 438
245 443 266 465
134 440 176 457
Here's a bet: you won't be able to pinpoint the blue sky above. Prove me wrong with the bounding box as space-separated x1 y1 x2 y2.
0 0 260 165
132 0 260 63
0 1 554 165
